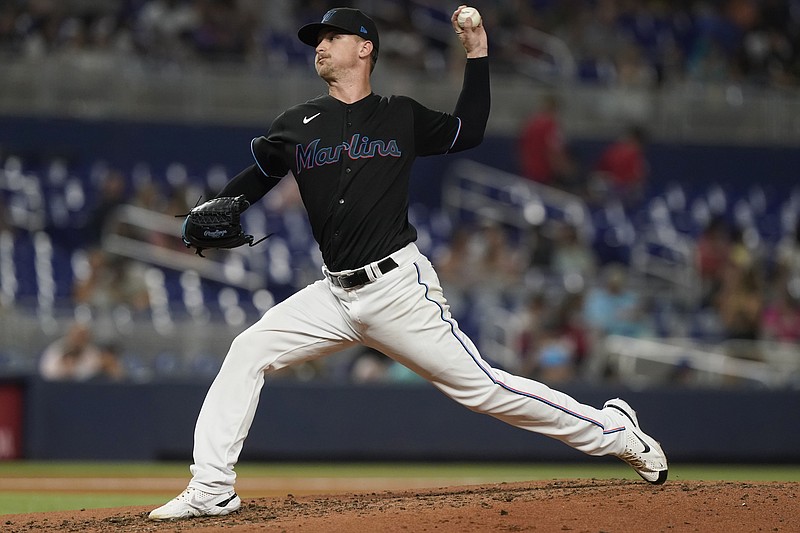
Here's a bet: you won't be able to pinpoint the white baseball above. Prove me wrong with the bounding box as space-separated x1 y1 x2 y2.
457 7 481 29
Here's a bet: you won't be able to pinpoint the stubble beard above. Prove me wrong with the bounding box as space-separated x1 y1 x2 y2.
315 58 336 83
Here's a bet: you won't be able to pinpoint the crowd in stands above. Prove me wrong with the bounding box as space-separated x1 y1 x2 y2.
517 92 650 210
38 320 126 381
509 94 800 386
2 145 799 387
0 0 798 88
2 1 800 387
426 210 800 387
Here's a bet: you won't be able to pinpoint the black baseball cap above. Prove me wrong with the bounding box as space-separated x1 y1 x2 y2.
298 7 379 54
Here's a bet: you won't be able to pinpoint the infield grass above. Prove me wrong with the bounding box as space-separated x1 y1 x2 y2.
0 461 798 515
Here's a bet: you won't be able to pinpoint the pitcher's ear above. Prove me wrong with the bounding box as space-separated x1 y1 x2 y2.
360 39 374 59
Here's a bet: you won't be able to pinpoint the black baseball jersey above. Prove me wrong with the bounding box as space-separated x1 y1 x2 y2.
248 57 490 271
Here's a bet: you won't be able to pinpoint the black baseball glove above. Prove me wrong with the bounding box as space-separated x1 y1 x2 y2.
180 195 269 256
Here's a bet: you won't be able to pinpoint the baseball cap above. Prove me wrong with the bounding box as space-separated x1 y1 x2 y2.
298 7 379 54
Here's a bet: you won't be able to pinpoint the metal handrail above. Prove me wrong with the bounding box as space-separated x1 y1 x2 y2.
101 204 265 290
442 159 594 238
602 335 797 389
515 27 577 82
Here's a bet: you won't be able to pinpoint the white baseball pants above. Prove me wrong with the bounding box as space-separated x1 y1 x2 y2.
189 243 625 493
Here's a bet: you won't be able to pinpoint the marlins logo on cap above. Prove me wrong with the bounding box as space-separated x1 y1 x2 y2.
298 7 379 54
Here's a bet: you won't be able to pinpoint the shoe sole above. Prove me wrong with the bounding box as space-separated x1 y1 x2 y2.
148 494 241 520
149 510 240 521
149 506 240 521
605 399 668 485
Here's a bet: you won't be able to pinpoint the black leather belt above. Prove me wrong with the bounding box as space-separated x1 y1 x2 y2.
327 257 399 289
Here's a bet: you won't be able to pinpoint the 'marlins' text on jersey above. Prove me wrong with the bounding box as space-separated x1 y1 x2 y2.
296 133 402 173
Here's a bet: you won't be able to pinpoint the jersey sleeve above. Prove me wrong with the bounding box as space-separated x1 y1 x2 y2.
405 97 462 157
406 56 490 156
251 114 292 178
450 57 490 152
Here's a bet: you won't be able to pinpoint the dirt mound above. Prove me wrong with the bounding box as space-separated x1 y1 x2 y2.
3 479 798 532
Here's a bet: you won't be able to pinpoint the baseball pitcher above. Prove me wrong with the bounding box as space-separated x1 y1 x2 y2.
150 5 667 521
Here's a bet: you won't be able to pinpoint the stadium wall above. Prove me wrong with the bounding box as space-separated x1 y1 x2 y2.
16 379 800 463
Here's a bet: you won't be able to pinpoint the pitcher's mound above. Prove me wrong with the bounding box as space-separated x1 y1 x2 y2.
3 479 798 532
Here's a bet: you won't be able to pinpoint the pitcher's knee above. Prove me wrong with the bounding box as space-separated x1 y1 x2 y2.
226 327 310 375
228 329 256 353
448 386 499 413
225 331 250 359
220 329 277 372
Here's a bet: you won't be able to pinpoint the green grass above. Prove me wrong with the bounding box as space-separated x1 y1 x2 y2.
0 493 167 515
4 461 799 481
0 461 798 515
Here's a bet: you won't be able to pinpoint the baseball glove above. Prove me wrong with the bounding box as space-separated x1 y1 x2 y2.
180 195 268 256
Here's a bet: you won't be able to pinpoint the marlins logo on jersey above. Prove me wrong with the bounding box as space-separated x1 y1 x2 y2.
296 133 402 173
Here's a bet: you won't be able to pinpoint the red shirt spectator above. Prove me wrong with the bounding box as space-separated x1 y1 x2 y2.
594 125 648 206
518 94 573 185
761 288 800 343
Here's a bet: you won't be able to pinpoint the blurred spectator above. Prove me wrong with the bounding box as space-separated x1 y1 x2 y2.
72 248 150 314
738 25 798 88
715 264 764 342
523 221 556 273
123 174 180 249
728 224 757 271
193 0 259 63
517 94 580 191
583 263 648 339
474 221 524 288
518 291 588 383
760 285 800 344
436 222 522 289
613 41 658 88
612 1 678 86
774 218 800 295
687 36 734 84
131 175 166 212
558 291 590 370
349 348 390 384
694 215 732 307
39 321 102 381
529 314 578 383
591 125 649 209
93 342 127 382
550 222 597 281
371 4 427 71
135 0 200 63
434 225 476 290
348 346 425 385
517 292 549 367
555 0 622 85
81 167 126 247
433 225 477 328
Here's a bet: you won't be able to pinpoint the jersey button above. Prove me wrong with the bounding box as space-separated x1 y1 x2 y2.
345 167 351 173
338 198 345 204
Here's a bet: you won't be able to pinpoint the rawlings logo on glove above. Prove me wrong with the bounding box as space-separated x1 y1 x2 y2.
180 195 270 257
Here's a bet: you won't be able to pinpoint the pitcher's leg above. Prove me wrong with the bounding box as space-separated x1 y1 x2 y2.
189 280 357 493
364 259 624 456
